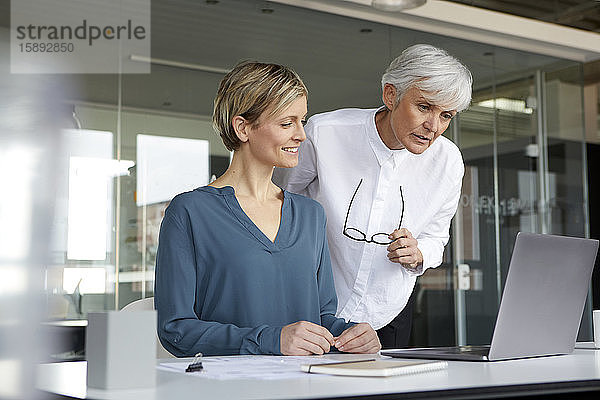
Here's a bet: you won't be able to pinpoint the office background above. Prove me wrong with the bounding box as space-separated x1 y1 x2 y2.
1 0 600 361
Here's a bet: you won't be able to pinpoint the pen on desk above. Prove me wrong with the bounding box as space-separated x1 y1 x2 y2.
305 358 376 373
185 352 204 373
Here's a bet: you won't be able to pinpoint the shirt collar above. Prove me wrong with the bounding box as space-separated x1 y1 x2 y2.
366 106 409 169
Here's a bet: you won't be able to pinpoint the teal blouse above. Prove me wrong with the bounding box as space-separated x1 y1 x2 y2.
154 186 353 356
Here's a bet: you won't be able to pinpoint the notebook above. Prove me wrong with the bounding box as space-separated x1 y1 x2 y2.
382 232 598 362
301 359 447 377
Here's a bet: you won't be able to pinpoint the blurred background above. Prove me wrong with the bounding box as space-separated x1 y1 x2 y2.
1 0 600 397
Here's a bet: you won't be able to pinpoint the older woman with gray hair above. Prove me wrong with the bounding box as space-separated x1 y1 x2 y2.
155 61 380 357
275 44 473 349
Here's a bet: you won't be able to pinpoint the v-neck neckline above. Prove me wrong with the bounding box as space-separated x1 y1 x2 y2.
205 185 288 252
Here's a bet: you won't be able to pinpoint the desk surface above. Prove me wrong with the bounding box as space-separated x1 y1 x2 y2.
37 344 600 400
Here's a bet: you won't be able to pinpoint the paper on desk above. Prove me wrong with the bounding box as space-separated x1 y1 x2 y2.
158 355 341 380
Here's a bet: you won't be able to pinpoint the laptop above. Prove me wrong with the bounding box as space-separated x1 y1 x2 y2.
381 232 598 361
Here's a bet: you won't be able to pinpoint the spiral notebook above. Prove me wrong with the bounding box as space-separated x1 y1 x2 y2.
301 359 447 377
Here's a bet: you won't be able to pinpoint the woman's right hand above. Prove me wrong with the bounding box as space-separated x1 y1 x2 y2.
280 321 334 355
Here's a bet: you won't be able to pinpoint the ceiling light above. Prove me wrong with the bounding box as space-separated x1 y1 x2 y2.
371 0 426 12
477 98 533 114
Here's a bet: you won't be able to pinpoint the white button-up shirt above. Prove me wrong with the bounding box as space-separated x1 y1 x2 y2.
274 107 464 329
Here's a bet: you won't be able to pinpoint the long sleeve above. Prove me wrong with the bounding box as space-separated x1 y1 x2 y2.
413 161 465 275
155 210 282 357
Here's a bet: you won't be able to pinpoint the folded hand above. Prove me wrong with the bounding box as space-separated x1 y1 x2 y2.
334 323 381 354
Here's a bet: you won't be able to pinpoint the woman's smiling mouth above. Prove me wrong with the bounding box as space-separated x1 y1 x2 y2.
282 147 299 153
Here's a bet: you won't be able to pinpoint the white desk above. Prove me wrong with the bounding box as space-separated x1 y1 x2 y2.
37 344 600 399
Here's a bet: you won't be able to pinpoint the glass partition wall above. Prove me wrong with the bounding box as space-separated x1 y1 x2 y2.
441 63 591 347
44 0 592 345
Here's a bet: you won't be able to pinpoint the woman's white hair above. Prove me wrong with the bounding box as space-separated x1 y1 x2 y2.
381 44 473 112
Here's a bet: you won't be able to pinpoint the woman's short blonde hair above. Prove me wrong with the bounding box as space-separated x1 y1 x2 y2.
213 61 308 151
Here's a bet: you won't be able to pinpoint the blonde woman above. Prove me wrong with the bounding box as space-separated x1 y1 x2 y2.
155 62 380 357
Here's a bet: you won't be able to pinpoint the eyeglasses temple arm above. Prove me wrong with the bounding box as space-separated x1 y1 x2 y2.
398 186 404 230
343 179 363 231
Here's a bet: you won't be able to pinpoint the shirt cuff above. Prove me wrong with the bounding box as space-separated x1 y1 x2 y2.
414 239 442 275
258 326 283 355
403 263 424 276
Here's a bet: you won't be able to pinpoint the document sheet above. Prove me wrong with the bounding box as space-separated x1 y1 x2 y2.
159 355 357 380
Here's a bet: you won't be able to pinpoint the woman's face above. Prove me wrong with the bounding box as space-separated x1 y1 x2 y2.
384 85 456 154
245 95 307 168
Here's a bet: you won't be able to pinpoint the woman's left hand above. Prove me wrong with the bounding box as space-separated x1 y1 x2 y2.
333 323 381 354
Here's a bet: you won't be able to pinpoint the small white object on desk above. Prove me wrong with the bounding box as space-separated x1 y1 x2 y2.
86 311 156 389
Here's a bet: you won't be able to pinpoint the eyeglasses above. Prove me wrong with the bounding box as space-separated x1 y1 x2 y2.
342 179 404 245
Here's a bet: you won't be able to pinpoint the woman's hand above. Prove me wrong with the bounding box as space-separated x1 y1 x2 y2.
334 323 381 354
280 321 334 355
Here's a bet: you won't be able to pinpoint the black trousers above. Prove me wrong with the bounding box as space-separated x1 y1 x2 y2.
376 288 417 349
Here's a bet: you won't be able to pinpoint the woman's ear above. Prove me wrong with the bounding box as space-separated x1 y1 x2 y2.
232 116 249 144
382 83 397 110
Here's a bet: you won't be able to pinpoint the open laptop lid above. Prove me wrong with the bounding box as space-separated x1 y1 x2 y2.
487 232 598 360
381 233 598 362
